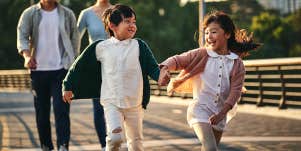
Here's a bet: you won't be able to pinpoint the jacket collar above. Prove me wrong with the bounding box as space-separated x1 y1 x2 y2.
206 49 238 60
110 37 131 46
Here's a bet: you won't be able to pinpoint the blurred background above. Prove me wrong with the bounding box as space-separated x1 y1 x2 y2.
0 1 300 150
0 0 300 69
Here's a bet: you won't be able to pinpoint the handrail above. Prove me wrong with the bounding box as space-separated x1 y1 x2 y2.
151 57 301 109
0 69 30 75
0 57 300 108
0 69 31 92
243 57 301 66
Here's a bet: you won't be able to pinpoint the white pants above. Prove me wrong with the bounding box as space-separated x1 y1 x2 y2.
193 123 218 151
103 103 144 151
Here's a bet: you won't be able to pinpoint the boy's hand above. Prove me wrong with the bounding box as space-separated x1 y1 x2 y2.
158 66 170 86
63 91 74 104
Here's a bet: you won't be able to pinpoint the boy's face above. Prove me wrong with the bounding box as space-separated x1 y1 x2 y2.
111 14 137 40
40 0 56 4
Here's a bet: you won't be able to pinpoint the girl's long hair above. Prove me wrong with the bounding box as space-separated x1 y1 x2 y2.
203 11 261 57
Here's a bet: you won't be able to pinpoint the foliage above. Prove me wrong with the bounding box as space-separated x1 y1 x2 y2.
0 0 300 69
206 0 264 29
250 12 285 58
0 0 30 69
108 0 199 62
250 9 301 59
285 9 301 57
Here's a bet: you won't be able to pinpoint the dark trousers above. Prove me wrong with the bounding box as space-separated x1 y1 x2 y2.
30 69 70 150
92 98 107 147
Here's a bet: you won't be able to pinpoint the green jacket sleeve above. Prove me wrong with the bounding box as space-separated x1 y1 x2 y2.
137 38 160 109
62 40 102 99
137 39 160 81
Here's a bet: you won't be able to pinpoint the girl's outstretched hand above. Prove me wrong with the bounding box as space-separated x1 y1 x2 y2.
158 66 171 86
63 91 74 104
209 103 232 125
209 112 226 125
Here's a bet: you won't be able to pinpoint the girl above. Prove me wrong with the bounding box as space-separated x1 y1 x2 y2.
158 11 260 151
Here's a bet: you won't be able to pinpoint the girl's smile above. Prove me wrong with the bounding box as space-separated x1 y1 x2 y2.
205 22 230 55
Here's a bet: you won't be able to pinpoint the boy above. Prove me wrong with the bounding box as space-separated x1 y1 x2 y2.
62 4 160 151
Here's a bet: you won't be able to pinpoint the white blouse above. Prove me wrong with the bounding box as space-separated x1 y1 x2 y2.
95 37 143 108
193 49 239 113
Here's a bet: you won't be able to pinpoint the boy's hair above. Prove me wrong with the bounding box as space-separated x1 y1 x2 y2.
203 11 261 57
102 4 136 37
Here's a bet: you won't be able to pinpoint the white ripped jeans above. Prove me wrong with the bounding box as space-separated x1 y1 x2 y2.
103 103 144 151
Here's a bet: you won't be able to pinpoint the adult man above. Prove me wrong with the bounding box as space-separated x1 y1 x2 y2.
17 0 79 150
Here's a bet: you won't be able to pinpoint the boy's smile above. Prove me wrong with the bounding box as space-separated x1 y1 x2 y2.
112 15 137 41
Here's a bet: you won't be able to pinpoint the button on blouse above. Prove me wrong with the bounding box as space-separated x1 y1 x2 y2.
195 49 238 113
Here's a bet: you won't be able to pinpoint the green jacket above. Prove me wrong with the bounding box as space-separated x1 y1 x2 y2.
62 38 160 109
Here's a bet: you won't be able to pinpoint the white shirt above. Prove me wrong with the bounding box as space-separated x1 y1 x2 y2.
36 8 63 71
96 37 143 108
193 49 238 113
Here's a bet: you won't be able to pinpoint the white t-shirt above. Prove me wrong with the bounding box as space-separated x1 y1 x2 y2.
96 37 143 108
35 8 62 71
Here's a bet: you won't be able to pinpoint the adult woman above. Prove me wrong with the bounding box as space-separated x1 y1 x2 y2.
77 0 111 149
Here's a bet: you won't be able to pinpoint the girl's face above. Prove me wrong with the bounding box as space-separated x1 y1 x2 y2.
204 22 230 53
110 15 137 40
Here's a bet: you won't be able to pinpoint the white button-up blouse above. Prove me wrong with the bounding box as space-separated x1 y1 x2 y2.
193 49 239 113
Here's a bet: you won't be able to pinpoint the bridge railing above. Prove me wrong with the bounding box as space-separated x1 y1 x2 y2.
150 57 301 109
0 57 300 108
0 70 31 92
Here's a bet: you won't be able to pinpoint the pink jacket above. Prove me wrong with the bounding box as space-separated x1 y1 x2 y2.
160 48 245 107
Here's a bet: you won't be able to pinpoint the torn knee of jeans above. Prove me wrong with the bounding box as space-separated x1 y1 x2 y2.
112 127 122 133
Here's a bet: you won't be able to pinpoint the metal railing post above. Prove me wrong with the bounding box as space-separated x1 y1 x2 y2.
257 67 263 106
279 65 287 109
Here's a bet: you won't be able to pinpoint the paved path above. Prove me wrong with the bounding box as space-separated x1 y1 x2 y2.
0 93 301 151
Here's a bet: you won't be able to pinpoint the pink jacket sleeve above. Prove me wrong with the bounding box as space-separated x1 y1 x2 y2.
224 59 246 107
160 48 204 71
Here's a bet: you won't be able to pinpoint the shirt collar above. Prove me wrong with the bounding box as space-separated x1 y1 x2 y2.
110 37 131 46
206 49 238 60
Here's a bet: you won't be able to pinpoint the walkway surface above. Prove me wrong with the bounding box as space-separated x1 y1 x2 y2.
0 93 301 151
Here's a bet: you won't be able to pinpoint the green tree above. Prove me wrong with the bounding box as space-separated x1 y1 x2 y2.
206 0 264 29
0 0 31 69
285 9 301 57
2 0 297 69
250 11 288 58
250 9 301 59
110 0 199 62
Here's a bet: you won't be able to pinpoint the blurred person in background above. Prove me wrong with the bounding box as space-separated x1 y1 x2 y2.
17 0 79 150
77 0 112 150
